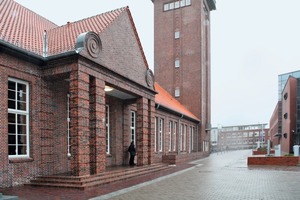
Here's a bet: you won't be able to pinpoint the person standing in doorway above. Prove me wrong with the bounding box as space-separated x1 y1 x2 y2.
128 141 136 166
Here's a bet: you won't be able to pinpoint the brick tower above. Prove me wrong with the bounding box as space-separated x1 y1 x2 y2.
151 0 216 151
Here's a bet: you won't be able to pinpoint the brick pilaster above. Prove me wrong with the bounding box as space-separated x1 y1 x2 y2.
69 70 91 176
136 97 151 166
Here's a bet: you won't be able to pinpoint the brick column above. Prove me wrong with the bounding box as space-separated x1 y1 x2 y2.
148 99 155 165
0 72 9 187
93 77 106 174
136 97 154 166
69 70 91 176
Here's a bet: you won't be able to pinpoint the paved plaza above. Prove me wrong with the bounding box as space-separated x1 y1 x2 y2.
2 150 300 200
95 150 300 200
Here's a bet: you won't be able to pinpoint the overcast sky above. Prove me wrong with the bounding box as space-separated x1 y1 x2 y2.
15 0 300 128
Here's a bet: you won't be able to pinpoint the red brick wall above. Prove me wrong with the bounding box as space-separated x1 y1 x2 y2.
248 156 299 166
153 0 211 151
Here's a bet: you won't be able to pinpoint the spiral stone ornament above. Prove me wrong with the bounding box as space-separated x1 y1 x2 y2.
86 32 101 58
146 69 154 87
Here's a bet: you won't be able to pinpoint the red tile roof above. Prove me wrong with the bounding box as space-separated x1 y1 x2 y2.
154 83 200 122
0 0 128 56
0 0 57 55
47 7 127 56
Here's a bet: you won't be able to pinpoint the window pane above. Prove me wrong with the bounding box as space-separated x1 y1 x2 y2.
18 135 27 144
17 115 26 124
17 102 26 111
169 2 174 9
18 125 27 134
17 92 26 101
180 0 185 7
8 145 16 155
8 90 15 99
18 145 26 155
17 83 27 93
8 81 16 90
186 0 191 6
8 113 16 123
8 135 16 144
175 1 180 8
164 4 169 11
8 124 16 133
8 100 16 109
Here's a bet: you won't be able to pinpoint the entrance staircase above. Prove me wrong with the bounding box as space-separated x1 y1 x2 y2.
26 163 170 190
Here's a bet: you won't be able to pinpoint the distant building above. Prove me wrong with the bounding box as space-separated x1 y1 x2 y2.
270 70 300 155
218 124 269 151
210 127 219 152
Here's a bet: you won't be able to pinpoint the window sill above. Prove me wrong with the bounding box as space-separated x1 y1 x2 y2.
9 157 34 163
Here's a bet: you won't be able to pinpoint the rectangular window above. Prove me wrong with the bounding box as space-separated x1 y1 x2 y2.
186 0 191 6
175 87 180 97
184 125 187 151
155 117 158 152
180 124 183 151
190 126 193 152
67 94 71 157
174 1 180 9
168 121 172 151
175 31 180 39
173 122 177 151
180 0 186 7
169 2 175 10
130 111 136 145
8 78 29 158
159 118 164 152
163 3 169 11
106 105 110 154
175 59 180 68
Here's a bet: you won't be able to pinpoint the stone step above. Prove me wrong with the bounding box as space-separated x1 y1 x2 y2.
27 164 170 190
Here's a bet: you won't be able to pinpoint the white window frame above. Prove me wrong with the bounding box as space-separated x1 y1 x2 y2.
67 94 71 157
106 105 110 154
155 117 158 152
175 59 180 68
174 1 180 9
8 78 30 158
173 122 177 151
168 121 172 151
175 88 180 97
159 118 164 152
163 3 169 11
175 31 180 39
184 125 187 151
180 0 186 7
180 124 183 151
130 111 136 145
186 0 191 6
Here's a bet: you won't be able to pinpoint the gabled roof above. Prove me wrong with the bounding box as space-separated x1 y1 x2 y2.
154 83 200 122
0 1 145 60
47 7 127 56
0 0 57 55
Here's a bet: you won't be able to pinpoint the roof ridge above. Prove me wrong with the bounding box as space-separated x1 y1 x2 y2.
49 6 128 31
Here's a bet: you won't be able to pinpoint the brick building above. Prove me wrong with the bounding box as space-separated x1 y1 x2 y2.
151 0 216 150
0 0 211 188
270 71 300 155
217 124 269 151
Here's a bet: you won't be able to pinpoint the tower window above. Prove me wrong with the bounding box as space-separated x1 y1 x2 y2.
175 88 180 97
175 59 180 68
175 31 180 39
284 113 288 119
164 4 169 11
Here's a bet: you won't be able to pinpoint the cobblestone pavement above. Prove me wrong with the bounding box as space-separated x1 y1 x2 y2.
94 150 300 200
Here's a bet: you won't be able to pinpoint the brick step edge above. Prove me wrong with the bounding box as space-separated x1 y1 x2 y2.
30 164 168 184
26 165 171 190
